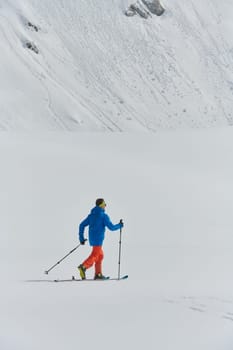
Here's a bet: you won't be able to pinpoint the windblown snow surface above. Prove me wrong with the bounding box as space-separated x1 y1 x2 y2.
0 0 233 130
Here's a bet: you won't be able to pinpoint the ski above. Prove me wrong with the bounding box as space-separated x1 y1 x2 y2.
54 275 128 282
26 275 128 283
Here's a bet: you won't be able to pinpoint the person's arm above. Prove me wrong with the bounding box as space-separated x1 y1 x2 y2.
79 215 90 243
104 214 123 231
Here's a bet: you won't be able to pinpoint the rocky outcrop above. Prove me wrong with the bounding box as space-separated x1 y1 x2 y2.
125 0 165 19
25 41 39 54
27 21 39 32
142 0 165 16
125 3 150 19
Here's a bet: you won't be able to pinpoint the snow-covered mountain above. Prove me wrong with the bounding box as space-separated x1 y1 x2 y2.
2 2 233 348
1 0 233 131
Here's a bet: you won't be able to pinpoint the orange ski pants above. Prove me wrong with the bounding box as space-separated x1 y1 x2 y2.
82 246 104 275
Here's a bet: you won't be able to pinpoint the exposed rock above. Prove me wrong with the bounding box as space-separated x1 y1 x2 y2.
20 16 40 32
125 0 165 18
125 3 150 19
125 6 136 17
27 21 39 32
142 0 165 16
25 41 39 54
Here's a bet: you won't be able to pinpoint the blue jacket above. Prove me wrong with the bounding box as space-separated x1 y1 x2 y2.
79 206 122 246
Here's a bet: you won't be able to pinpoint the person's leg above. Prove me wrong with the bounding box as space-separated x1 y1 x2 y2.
82 246 102 270
94 247 104 275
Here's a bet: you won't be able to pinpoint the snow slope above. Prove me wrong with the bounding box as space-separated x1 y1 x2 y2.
1 0 233 131
1 130 233 349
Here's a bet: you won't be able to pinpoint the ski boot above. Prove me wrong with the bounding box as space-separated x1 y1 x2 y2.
78 264 86 280
94 273 109 280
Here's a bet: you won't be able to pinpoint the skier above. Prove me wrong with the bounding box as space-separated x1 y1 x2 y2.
78 198 123 280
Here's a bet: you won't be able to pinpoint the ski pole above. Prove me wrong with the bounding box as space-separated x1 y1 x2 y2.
44 240 87 274
118 220 123 280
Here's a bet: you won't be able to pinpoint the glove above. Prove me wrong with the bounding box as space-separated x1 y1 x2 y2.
80 239 87 245
119 219 124 228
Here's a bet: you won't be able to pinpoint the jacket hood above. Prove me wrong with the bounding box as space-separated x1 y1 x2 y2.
90 206 105 215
